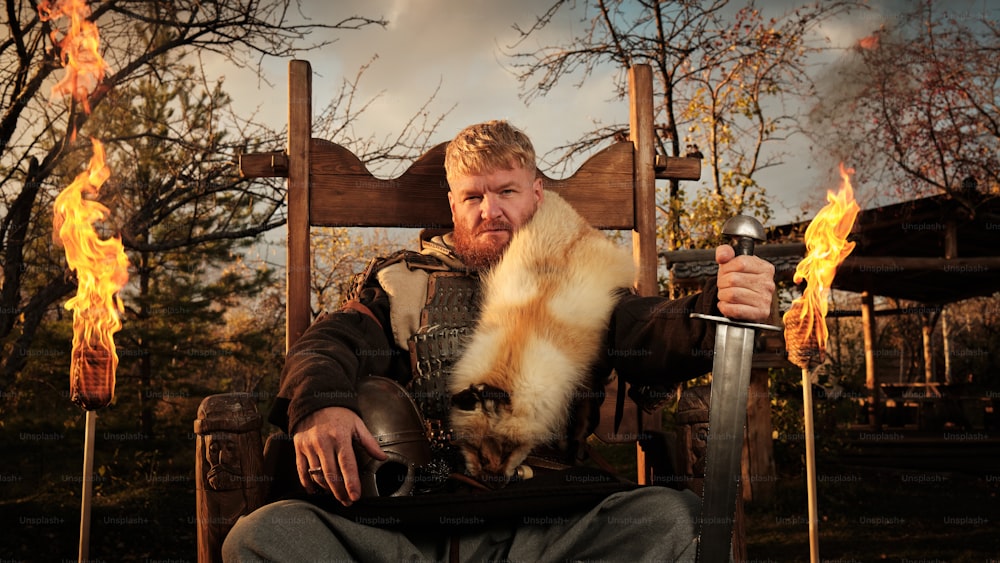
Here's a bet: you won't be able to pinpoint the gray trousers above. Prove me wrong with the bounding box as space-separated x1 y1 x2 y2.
222 487 700 563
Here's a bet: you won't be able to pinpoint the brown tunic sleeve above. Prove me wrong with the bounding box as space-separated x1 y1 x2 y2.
268 285 406 434
607 280 721 387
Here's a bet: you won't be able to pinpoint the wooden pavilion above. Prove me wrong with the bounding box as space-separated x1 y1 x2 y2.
664 189 1000 432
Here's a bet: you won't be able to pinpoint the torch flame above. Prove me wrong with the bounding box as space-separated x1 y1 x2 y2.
43 0 128 410
39 0 108 115
783 164 861 368
54 138 129 410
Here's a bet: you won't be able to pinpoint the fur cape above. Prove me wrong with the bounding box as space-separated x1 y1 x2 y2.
448 190 635 481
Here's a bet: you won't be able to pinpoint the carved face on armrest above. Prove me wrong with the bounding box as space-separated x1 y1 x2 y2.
205 432 242 491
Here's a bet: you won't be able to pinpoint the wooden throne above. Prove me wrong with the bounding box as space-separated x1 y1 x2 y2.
193 59 735 562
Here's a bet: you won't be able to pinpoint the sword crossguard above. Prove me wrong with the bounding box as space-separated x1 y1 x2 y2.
690 313 782 333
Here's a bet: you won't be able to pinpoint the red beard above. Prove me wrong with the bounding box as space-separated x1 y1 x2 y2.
453 218 513 271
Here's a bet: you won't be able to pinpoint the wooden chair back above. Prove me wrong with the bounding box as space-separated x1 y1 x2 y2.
238 58 700 482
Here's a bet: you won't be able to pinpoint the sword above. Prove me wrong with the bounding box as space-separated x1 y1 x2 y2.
692 216 780 562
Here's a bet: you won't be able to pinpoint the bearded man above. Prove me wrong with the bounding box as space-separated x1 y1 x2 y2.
223 120 775 562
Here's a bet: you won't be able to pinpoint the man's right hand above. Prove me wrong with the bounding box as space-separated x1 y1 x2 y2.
291 406 387 506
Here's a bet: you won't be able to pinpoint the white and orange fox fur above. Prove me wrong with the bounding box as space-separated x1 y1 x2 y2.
448 190 634 485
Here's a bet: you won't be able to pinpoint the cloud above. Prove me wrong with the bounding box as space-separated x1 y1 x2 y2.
213 0 625 176
312 0 621 153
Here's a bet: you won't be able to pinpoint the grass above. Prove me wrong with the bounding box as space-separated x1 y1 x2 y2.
1 417 199 562
744 464 1000 562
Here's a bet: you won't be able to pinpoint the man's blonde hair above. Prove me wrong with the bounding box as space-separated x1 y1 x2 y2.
445 120 537 186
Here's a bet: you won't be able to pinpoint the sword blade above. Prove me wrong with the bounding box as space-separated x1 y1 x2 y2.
698 321 756 562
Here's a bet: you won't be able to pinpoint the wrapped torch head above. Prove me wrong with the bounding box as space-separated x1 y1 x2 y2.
70 342 117 411
782 299 826 370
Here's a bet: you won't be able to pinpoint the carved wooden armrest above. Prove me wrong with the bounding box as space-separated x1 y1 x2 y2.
194 393 267 563
675 384 747 561
675 384 710 497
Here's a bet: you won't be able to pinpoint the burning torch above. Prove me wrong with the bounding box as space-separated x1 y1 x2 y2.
782 164 860 563
42 1 129 561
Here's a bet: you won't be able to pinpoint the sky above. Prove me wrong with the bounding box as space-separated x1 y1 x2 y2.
207 0 997 227
217 0 628 175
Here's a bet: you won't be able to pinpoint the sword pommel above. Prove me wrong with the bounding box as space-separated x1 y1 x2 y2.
722 215 765 257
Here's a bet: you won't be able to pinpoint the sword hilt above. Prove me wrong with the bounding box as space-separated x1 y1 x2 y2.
694 214 772 563
722 215 765 257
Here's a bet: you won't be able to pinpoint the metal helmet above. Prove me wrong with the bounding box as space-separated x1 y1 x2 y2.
355 376 432 498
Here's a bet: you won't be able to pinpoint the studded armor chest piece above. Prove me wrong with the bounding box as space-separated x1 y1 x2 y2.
406 272 481 442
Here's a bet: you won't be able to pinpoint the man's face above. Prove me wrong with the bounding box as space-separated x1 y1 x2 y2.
448 163 543 270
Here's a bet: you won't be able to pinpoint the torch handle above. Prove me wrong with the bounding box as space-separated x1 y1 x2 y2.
79 409 97 563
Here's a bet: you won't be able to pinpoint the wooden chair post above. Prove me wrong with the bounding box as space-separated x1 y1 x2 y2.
629 64 659 486
287 59 312 350
629 64 658 299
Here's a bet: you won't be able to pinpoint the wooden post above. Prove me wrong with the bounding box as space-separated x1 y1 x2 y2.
942 309 952 385
744 292 782 503
861 291 879 428
745 367 775 502
287 60 312 351
922 316 934 388
629 64 656 486
943 221 957 384
628 65 657 299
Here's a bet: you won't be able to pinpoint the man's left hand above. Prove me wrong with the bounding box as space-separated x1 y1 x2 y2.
715 245 775 323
